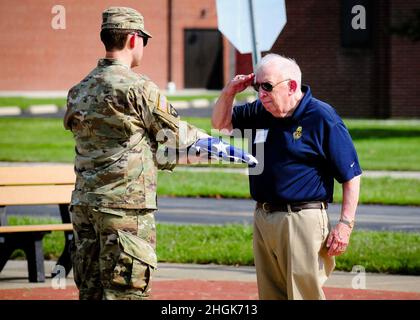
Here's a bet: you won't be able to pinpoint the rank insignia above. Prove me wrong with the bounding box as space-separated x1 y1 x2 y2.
293 126 302 140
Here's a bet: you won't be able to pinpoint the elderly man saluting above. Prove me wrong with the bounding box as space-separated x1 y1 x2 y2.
212 53 362 300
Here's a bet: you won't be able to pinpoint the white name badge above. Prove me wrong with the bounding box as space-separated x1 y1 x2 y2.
254 129 268 144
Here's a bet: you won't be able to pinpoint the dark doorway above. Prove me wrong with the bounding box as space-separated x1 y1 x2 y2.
184 29 223 89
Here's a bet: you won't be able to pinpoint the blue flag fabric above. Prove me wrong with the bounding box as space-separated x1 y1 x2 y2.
190 137 258 166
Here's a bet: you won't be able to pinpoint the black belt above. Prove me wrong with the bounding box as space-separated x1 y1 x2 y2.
257 201 328 213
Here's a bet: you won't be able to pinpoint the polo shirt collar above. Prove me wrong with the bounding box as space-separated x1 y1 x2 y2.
291 85 312 121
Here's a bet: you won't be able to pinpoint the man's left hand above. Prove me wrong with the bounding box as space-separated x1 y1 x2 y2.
326 223 352 256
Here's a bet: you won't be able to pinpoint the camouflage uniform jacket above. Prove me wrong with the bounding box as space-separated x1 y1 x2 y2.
64 58 202 209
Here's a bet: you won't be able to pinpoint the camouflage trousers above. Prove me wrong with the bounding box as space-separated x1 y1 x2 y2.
69 205 157 300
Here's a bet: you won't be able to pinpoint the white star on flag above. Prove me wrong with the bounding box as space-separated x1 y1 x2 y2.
212 140 229 154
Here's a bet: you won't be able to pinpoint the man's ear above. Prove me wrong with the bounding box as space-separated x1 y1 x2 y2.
128 34 136 49
289 80 298 93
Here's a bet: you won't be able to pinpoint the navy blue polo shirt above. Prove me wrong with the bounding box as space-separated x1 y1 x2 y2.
232 85 362 203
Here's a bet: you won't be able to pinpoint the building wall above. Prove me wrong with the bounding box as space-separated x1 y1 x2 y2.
0 0 418 117
0 0 170 91
237 0 379 118
0 0 229 92
236 0 420 118
390 0 420 118
279 0 377 118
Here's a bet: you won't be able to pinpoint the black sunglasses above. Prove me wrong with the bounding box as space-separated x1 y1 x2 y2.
253 78 290 92
132 32 149 47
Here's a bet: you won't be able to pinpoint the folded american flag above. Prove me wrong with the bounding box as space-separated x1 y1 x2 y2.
189 137 258 166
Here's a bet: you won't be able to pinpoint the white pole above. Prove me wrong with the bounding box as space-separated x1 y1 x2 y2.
248 0 261 72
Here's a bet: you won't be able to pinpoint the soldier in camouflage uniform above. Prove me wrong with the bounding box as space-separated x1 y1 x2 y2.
64 7 208 300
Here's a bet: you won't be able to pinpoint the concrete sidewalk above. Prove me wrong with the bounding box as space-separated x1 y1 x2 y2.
0 260 419 300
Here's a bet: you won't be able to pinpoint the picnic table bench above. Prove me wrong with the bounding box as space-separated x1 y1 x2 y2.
0 165 75 282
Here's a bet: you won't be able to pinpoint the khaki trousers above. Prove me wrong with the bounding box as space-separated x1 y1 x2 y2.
253 204 335 300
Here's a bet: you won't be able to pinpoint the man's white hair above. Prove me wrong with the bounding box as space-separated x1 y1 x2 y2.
256 53 302 88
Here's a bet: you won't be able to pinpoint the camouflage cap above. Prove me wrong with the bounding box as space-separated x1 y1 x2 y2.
101 7 152 38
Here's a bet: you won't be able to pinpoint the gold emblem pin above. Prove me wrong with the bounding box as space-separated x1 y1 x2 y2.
293 126 302 140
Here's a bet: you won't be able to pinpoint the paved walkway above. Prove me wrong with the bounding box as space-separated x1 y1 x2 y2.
0 260 419 300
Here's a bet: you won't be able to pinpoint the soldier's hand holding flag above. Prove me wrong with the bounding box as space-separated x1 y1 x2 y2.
188 137 258 166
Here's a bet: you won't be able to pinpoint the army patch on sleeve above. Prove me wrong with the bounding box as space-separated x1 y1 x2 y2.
158 95 168 113
156 94 179 118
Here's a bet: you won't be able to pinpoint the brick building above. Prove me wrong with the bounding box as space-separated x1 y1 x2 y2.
0 0 230 92
0 0 418 118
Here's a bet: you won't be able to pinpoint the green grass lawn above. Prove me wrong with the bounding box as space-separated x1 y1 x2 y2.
0 97 67 109
7 216 420 275
0 118 74 162
158 171 420 206
336 230 420 274
346 119 420 171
